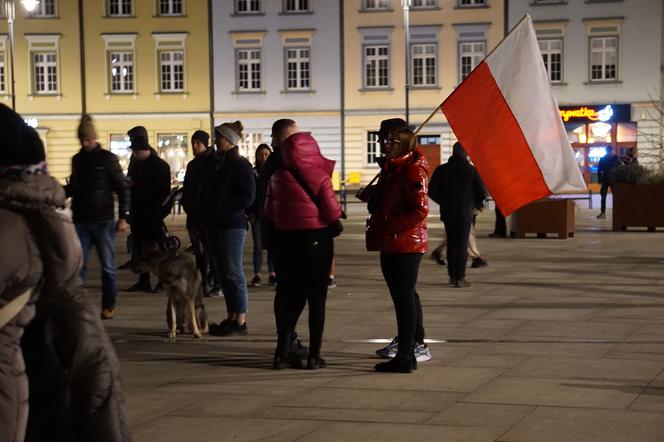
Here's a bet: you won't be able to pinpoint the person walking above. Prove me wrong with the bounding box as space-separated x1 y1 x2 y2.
597 146 622 219
66 115 130 320
207 121 256 336
0 104 131 442
358 127 430 373
247 144 276 287
180 130 221 297
488 207 507 238
265 126 342 370
431 213 488 269
125 126 171 292
429 142 487 288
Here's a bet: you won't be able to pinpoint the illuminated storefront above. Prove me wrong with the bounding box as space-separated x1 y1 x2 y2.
560 104 636 190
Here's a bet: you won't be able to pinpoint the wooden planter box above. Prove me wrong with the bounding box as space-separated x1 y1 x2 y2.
612 183 664 231
510 199 575 239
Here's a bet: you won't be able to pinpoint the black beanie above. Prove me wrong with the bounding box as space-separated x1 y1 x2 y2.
127 125 150 151
0 104 46 166
191 130 210 147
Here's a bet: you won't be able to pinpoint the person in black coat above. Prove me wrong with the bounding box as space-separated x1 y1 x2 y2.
66 115 130 319
429 142 487 287
126 125 171 292
596 146 623 219
180 130 220 296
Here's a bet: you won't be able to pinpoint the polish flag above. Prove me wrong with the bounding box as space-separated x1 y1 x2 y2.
441 15 586 216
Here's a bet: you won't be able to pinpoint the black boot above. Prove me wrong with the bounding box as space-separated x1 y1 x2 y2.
306 355 327 370
273 332 304 369
374 353 417 373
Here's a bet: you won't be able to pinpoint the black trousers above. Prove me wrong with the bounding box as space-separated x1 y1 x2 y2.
600 181 612 213
188 223 215 288
275 228 333 358
380 253 425 356
444 219 472 282
494 207 507 235
131 216 165 285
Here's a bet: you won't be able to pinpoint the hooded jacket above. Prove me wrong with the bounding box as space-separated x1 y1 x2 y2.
429 152 486 223
365 148 430 253
0 170 131 442
264 132 341 230
127 148 171 223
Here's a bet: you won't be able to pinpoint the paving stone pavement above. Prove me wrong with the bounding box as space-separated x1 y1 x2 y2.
83 204 664 441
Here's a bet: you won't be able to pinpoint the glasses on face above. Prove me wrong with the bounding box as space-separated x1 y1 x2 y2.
384 139 401 145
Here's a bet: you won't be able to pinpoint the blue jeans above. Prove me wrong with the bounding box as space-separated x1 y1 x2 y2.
251 220 274 275
76 220 117 310
207 228 249 314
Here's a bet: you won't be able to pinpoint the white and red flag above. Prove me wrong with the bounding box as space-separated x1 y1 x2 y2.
441 15 586 216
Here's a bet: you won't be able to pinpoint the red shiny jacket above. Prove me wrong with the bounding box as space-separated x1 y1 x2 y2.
364 148 429 253
265 132 342 230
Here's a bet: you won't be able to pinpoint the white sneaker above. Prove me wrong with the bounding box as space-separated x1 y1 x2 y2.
375 336 398 359
414 343 432 362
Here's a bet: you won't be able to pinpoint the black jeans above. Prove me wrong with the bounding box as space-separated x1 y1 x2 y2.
494 207 506 235
600 181 612 213
275 228 333 358
444 219 472 282
380 253 425 356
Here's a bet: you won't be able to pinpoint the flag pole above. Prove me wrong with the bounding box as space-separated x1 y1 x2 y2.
413 14 531 136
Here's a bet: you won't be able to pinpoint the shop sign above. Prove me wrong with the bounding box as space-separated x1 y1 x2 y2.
559 104 631 123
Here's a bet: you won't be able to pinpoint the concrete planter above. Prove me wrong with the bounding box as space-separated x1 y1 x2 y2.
510 199 575 239
612 182 664 231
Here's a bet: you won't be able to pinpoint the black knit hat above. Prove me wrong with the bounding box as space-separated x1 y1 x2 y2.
127 125 150 150
0 104 46 166
191 130 210 147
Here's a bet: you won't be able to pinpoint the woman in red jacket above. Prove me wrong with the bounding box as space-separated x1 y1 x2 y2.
360 127 430 373
264 129 342 370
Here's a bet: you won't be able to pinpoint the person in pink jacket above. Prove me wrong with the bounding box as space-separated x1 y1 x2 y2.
265 128 342 370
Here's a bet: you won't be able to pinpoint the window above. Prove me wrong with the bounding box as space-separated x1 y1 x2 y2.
285 0 309 12
110 134 131 174
590 36 617 81
237 49 261 91
412 44 436 86
29 0 56 17
539 39 562 83
159 51 184 92
364 45 389 88
363 0 390 10
0 52 4 94
459 41 485 80
235 0 260 13
157 134 188 183
367 132 380 165
109 52 134 92
33 52 58 94
239 132 263 160
458 0 485 6
286 48 311 91
159 0 183 15
418 135 441 145
412 0 437 7
108 0 132 16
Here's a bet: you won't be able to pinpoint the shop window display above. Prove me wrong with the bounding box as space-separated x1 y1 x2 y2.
157 133 188 184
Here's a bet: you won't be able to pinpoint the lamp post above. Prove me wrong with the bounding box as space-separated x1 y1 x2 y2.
402 0 411 125
5 0 40 110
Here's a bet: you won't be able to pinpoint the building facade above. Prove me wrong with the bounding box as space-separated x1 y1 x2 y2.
343 0 505 183
509 0 664 189
0 0 211 183
211 0 342 169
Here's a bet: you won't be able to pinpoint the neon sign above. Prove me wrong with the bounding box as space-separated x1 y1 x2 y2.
559 105 613 122
559 104 631 123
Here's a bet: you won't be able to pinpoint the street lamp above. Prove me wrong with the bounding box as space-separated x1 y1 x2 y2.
5 0 40 110
402 0 411 125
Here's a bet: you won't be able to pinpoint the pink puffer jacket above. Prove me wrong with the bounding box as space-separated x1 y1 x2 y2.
265 132 341 230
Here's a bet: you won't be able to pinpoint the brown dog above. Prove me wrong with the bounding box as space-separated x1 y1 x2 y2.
132 244 208 338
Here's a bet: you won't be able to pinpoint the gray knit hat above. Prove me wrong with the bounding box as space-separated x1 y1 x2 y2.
214 124 241 146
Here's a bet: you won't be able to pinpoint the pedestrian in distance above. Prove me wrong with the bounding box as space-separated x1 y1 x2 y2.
488 206 507 238
429 142 487 288
180 130 222 297
596 146 623 219
265 123 342 370
206 121 256 337
358 126 431 373
0 104 131 442
431 211 488 269
65 114 130 320
125 125 171 293
247 143 276 287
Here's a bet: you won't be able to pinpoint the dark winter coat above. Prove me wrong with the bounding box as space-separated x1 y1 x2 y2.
207 146 256 230
0 170 131 442
180 148 215 227
428 153 487 223
364 148 430 254
127 148 171 225
597 154 622 184
264 132 341 231
66 144 130 224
